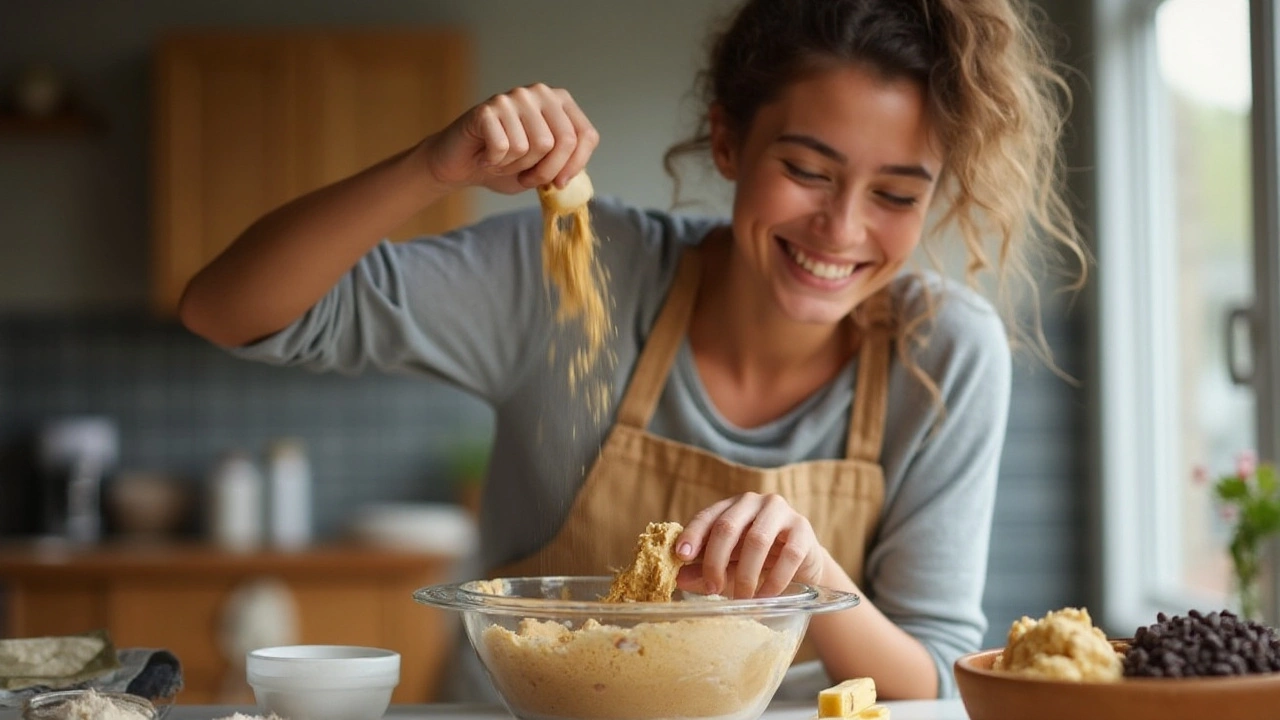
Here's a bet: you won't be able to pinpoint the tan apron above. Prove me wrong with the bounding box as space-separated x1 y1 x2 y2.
494 246 892 661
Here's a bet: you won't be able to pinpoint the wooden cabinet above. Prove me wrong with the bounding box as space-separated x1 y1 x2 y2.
0 543 458 705
151 30 472 315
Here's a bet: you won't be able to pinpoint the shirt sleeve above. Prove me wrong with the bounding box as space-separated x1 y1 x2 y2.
864 282 1012 698
226 204 555 403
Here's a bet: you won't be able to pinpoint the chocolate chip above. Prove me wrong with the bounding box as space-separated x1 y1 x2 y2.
1123 610 1280 678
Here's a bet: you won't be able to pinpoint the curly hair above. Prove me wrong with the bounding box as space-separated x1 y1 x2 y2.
664 0 1089 402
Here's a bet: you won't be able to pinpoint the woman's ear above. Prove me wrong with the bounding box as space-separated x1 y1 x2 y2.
709 104 739 181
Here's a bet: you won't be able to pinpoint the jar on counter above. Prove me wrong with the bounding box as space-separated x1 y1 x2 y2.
266 438 312 550
208 451 263 552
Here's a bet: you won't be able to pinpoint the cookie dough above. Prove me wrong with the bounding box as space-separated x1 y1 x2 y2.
604 522 687 602
479 615 795 720
993 607 1123 682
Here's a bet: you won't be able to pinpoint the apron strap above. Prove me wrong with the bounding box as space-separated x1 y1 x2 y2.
615 248 703 429
845 289 895 463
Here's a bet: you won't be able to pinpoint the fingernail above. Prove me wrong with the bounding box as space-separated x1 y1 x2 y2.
677 542 693 559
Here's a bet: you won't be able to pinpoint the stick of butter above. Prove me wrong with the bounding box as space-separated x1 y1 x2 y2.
818 677 877 718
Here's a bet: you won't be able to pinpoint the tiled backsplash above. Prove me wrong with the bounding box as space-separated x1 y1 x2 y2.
0 313 494 540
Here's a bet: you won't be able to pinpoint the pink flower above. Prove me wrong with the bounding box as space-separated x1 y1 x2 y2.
1192 465 1210 485
1238 450 1258 480
1220 505 1241 523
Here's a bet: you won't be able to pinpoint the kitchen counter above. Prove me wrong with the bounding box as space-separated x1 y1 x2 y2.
0 700 972 720
0 540 458 703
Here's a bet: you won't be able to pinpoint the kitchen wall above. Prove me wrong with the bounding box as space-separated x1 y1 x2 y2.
0 0 1096 647
0 313 493 539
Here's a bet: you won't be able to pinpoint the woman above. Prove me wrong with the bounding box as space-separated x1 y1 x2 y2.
180 0 1085 700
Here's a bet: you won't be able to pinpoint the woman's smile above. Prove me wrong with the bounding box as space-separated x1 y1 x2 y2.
776 236 872 286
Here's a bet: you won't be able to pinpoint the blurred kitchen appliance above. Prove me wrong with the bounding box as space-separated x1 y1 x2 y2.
37 416 119 543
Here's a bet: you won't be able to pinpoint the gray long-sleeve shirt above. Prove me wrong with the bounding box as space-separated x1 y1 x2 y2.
230 196 1010 698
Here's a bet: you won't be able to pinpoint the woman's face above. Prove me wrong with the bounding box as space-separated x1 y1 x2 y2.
711 63 941 326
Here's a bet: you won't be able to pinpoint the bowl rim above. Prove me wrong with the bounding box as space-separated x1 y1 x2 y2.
413 574 860 618
246 645 401 681
23 689 157 719
955 641 1280 689
247 644 400 661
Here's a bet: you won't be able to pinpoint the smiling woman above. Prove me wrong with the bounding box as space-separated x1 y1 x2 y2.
177 0 1086 705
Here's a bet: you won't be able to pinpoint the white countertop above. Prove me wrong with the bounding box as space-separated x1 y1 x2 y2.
175 701 968 720
2 700 970 720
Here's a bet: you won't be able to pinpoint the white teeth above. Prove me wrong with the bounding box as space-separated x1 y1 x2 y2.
785 244 856 279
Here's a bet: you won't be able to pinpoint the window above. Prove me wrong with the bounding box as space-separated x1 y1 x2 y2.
1095 0 1280 632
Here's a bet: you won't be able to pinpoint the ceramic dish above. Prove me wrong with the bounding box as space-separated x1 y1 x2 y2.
955 640 1280 720
246 644 400 720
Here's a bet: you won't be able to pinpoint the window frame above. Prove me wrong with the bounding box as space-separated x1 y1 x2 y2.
1250 0 1280 623
1093 0 1264 633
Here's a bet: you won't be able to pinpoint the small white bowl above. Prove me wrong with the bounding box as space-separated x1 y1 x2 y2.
246 645 400 720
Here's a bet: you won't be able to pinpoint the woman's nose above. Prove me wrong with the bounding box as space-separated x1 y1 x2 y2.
817 198 868 246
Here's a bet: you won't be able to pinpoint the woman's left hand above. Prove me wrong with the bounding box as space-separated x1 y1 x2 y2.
675 492 828 598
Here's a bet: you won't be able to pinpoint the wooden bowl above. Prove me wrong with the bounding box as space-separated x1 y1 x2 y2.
954 641 1280 720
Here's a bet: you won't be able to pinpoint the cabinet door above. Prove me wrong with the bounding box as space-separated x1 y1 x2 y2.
151 31 472 316
296 32 471 241
152 35 301 315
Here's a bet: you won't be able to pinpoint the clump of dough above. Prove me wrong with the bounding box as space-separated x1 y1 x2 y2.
604 522 686 602
993 607 1123 682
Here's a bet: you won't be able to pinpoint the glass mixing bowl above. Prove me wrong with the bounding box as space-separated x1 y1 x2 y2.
22 689 161 720
414 575 859 720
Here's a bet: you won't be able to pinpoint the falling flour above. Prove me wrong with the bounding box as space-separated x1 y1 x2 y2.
537 172 616 422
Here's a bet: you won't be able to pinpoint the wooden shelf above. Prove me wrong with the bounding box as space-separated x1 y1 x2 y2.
0 110 104 138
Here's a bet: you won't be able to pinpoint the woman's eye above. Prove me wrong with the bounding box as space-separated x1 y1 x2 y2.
877 191 918 208
782 161 827 182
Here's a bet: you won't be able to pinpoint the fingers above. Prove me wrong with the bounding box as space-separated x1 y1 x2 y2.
681 493 763 597
473 106 510 168
477 84 597 190
677 495 742 595
545 97 599 188
734 496 795 597
677 493 822 599
758 514 818 597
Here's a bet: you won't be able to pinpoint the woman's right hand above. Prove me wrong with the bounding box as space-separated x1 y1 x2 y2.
419 83 600 196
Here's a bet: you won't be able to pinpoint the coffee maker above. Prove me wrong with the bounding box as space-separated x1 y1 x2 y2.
38 416 119 543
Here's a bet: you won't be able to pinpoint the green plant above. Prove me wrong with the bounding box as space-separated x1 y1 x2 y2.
1203 452 1280 621
447 437 492 488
